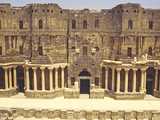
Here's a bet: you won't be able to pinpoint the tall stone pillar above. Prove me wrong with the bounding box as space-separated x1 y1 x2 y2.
33 67 37 91
55 67 58 89
9 67 12 89
154 69 158 91
116 68 121 93
144 69 146 92
41 67 45 91
125 68 129 93
26 67 30 91
132 68 137 93
140 68 146 92
13 66 17 88
112 67 115 91
49 67 53 91
105 67 108 91
4 67 8 89
61 67 64 89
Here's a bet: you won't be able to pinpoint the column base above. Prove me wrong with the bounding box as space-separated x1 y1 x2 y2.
64 88 79 98
0 88 17 97
25 89 64 98
110 92 145 100
90 88 105 99
153 90 160 98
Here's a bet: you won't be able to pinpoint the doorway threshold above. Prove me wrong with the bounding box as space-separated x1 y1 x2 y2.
80 94 89 99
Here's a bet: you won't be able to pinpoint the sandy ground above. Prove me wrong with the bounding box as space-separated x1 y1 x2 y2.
0 93 159 112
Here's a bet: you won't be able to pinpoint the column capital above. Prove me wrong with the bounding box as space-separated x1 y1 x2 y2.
116 68 121 71
12 65 17 69
105 67 109 70
141 68 147 72
111 66 115 70
32 67 37 70
40 66 46 70
48 66 54 70
3 66 9 70
54 66 59 69
132 68 137 71
124 68 129 71
25 66 30 70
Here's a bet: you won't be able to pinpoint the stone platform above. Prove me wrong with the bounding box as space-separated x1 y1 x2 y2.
25 89 63 98
0 88 17 97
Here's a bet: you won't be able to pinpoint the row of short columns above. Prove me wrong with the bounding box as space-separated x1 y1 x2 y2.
25 66 65 91
105 67 146 93
2 66 17 90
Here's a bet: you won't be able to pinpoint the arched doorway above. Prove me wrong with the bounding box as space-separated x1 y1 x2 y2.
146 67 155 95
79 69 91 94
16 66 24 92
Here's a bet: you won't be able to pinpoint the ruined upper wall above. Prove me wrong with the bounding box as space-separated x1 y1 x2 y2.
0 3 160 33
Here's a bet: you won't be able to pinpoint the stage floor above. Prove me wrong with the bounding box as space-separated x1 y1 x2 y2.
0 93 159 111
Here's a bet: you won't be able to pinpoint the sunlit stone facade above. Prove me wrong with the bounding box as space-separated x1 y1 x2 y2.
0 3 160 99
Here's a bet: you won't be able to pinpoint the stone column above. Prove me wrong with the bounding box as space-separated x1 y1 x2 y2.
4 67 8 89
144 69 146 92
116 68 121 93
124 68 129 93
55 67 58 89
154 69 158 91
33 67 37 91
112 67 115 91
41 67 45 91
9 67 12 89
105 67 108 91
132 68 137 93
140 68 146 92
26 67 30 91
49 67 53 91
13 66 17 88
61 67 64 89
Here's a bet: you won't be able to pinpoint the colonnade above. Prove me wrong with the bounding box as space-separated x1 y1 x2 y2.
0 66 17 90
25 65 66 91
104 67 148 94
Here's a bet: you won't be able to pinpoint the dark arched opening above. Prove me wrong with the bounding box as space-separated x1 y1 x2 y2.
128 69 133 92
16 66 24 92
101 67 105 89
0 67 5 89
79 69 91 94
136 69 141 92
146 67 155 95
120 69 125 92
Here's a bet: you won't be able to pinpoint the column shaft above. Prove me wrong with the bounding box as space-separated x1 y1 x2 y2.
13 67 17 88
112 67 115 91
154 69 158 91
125 69 129 93
49 68 53 90
33 68 37 91
41 68 45 91
133 69 137 92
55 68 58 89
105 68 108 91
116 68 121 93
61 67 64 89
141 69 146 92
9 68 12 89
4 68 8 89
26 67 30 91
